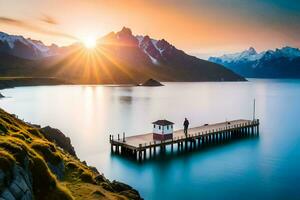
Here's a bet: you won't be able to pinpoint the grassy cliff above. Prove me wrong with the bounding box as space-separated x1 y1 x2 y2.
0 108 141 199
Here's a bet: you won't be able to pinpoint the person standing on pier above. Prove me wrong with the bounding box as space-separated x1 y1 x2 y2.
184 118 189 137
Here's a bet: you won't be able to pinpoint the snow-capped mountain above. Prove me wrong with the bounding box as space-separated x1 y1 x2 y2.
0 32 57 59
135 35 181 66
136 35 160 64
136 35 167 65
262 47 300 60
102 28 178 66
209 47 300 63
209 47 300 78
210 47 264 63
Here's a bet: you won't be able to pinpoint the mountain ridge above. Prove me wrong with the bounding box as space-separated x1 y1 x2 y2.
209 46 300 78
0 31 56 59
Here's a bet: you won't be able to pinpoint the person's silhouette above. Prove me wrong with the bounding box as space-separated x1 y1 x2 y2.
183 118 189 137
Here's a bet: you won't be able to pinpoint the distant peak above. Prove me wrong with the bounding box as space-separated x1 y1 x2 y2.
248 47 257 54
115 27 138 46
119 27 132 36
142 35 151 42
157 39 170 46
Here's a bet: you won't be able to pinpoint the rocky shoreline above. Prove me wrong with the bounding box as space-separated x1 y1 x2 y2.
0 108 142 199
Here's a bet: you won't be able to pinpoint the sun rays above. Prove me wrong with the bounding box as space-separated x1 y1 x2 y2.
47 42 138 84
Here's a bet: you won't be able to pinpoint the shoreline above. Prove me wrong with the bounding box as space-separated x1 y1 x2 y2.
0 77 73 90
0 76 248 91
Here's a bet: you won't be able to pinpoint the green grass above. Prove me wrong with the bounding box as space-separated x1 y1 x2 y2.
30 139 63 165
10 132 27 140
30 155 73 200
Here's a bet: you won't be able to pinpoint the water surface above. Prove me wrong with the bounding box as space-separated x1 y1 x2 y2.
1 79 300 199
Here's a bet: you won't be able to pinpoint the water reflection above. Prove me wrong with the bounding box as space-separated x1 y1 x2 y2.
118 96 133 104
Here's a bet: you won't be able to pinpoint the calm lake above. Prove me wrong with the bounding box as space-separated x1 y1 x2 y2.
1 79 300 199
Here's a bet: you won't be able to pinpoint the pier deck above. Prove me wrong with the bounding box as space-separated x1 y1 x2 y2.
110 119 259 160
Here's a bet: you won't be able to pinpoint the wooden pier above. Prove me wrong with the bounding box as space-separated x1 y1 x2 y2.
109 119 259 161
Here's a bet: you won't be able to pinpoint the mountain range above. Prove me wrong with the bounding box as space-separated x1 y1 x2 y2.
209 47 300 78
0 32 57 59
0 28 244 84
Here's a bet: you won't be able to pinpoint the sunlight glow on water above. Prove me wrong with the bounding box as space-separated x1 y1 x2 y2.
1 79 300 199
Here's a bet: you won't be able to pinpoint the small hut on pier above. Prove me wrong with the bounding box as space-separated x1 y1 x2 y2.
152 120 174 140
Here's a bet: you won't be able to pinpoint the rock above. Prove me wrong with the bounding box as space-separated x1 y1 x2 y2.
94 174 106 184
110 180 142 199
0 93 4 98
111 180 132 192
14 174 29 194
89 166 99 174
100 182 114 192
0 165 33 200
0 171 6 190
21 192 32 200
140 78 163 86
1 189 15 200
79 172 95 184
119 190 142 200
40 126 77 157
9 182 23 199
27 123 41 128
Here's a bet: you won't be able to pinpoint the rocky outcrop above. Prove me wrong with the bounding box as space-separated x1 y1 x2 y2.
0 164 33 200
40 126 76 157
141 78 163 86
111 181 141 200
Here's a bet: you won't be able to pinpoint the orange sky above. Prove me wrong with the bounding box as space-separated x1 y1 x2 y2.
0 0 299 58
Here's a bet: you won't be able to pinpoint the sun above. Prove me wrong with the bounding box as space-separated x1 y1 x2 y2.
82 36 97 49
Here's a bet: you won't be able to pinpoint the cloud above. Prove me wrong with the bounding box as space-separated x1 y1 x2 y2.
0 16 77 40
40 14 58 25
0 17 23 26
